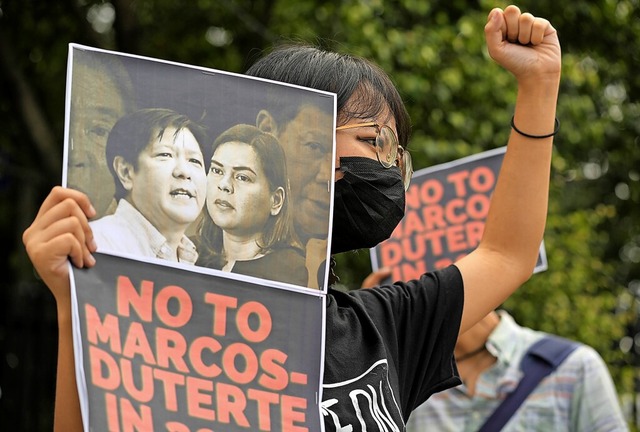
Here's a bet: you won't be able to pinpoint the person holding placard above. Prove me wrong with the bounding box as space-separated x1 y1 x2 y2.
23 6 562 431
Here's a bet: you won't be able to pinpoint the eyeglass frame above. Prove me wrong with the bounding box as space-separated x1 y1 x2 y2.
336 122 413 189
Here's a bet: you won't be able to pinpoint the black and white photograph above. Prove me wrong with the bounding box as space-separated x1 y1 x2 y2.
64 44 336 291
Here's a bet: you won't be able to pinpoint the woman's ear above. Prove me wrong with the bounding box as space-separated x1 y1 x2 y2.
270 187 285 216
112 156 135 193
256 110 279 135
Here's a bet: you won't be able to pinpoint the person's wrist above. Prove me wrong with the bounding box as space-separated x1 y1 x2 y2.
56 304 73 328
54 288 73 324
511 116 559 139
516 72 561 97
514 76 560 122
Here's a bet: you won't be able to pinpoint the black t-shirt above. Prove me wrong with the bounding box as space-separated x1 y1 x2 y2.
321 265 464 431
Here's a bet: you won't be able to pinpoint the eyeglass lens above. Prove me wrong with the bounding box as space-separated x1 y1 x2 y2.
376 126 397 168
377 125 414 189
401 149 413 190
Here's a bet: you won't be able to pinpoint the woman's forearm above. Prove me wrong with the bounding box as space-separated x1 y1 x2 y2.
53 301 83 432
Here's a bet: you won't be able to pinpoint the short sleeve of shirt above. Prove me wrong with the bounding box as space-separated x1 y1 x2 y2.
323 265 464 424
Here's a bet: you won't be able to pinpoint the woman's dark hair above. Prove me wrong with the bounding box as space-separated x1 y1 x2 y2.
245 44 411 148
106 108 208 200
196 124 301 269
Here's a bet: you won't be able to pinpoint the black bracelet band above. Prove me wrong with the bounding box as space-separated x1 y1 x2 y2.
511 116 560 139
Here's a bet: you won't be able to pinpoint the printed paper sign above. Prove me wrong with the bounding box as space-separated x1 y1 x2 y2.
371 147 547 281
71 254 325 431
63 44 334 431
64 44 335 291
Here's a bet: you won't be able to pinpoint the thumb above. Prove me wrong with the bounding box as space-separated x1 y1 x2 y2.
484 8 506 54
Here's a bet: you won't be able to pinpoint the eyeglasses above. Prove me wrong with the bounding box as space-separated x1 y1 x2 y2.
336 122 413 189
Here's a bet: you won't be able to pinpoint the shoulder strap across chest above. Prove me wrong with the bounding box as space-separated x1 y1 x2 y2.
477 335 580 432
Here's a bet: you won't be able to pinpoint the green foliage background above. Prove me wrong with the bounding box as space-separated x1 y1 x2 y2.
0 0 638 430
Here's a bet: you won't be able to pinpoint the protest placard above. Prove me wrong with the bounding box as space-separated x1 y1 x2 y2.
64 43 335 291
371 147 547 282
71 254 324 431
63 44 334 431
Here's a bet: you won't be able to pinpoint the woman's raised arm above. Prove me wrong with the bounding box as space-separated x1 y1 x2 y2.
455 6 561 333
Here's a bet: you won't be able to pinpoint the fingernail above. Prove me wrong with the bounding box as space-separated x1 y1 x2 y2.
85 254 96 267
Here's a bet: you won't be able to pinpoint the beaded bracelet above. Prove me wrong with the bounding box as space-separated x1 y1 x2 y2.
511 116 560 139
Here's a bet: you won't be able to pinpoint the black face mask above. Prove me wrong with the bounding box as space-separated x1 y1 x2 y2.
331 157 406 254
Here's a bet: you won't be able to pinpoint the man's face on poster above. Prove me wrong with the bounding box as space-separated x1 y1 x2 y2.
68 63 127 217
277 104 333 240
123 128 207 234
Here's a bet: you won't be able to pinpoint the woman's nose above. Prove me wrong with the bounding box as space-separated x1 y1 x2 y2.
217 174 233 193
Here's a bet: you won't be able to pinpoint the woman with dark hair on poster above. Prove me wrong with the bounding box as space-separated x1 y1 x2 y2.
196 124 308 287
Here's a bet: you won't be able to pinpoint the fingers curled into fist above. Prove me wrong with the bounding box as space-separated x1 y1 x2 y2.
503 5 551 46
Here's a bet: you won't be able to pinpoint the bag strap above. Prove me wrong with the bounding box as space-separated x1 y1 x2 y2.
477 335 580 432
